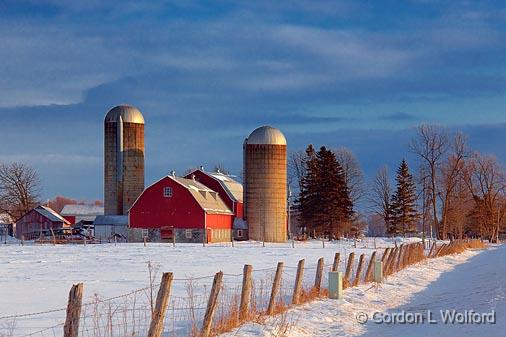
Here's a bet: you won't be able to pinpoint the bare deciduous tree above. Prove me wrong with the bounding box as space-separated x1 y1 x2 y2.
463 153 506 242
410 125 449 239
0 162 41 220
369 166 391 230
288 150 307 196
437 132 469 239
335 147 365 206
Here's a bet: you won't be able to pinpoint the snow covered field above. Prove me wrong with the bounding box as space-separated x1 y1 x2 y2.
0 238 398 336
224 245 503 337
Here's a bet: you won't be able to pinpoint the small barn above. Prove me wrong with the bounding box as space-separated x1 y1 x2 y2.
61 204 104 225
129 174 234 243
16 205 70 240
93 215 128 242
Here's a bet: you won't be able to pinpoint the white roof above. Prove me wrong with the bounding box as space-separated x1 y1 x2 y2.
207 172 243 203
61 204 104 216
35 206 70 224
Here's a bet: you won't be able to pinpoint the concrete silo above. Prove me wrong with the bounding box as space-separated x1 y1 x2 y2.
104 105 145 215
244 125 287 242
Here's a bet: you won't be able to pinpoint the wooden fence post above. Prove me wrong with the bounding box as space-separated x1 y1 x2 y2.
385 247 397 275
314 257 324 295
381 248 391 266
396 245 404 271
364 251 377 283
402 244 410 267
201 271 223 337
352 254 365 287
343 252 355 289
332 253 340 272
239 265 253 321
292 259 305 305
267 262 284 315
63 283 84 337
147 272 174 337
428 242 436 258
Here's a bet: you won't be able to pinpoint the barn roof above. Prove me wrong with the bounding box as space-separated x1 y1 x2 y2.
170 176 234 215
61 204 104 216
187 169 243 203
35 206 70 224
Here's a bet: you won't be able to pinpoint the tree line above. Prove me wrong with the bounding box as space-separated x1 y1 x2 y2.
290 125 506 242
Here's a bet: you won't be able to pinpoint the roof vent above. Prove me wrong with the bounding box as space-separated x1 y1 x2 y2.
170 170 176 177
200 165 204 171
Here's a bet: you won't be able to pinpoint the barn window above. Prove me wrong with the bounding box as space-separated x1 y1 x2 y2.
163 187 173 198
237 230 243 238
185 229 192 239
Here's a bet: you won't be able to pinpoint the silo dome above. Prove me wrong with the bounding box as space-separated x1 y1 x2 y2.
247 125 286 145
105 105 145 124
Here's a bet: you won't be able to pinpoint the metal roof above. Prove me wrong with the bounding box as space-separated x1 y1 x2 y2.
104 105 145 124
35 206 70 224
170 176 234 215
246 125 286 145
206 171 243 202
61 204 104 216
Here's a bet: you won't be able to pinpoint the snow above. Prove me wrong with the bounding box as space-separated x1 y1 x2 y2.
223 245 503 337
0 238 395 335
2 238 493 337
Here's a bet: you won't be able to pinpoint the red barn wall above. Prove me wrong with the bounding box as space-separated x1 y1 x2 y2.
206 213 234 230
129 177 205 229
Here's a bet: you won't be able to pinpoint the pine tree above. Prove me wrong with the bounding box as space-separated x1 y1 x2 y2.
298 145 320 234
298 145 354 238
389 159 419 236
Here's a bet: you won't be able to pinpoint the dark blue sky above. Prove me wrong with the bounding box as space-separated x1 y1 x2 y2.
0 0 505 200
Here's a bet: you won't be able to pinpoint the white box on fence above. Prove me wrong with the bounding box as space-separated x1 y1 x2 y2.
374 260 383 283
328 271 343 300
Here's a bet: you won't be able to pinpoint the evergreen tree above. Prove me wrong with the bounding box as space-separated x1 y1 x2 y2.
298 145 354 238
388 159 419 236
298 145 320 234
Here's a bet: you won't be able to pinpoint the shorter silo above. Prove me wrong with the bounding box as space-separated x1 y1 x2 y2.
244 126 287 242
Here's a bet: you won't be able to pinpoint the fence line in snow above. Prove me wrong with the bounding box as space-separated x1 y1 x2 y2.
0 239 485 337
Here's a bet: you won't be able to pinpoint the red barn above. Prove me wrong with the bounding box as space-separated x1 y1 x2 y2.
16 205 70 240
129 174 234 243
185 168 247 240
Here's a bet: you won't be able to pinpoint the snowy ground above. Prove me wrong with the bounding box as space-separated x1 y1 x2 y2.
224 245 503 337
0 238 402 336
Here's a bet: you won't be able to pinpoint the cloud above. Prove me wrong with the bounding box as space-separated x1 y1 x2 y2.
380 112 417 122
1 0 506 199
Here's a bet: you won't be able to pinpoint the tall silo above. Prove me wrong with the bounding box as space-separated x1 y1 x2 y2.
104 105 145 215
244 125 287 242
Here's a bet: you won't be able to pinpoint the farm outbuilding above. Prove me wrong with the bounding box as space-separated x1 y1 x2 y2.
61 204 104 225
129 173 235 243
15 206 70 240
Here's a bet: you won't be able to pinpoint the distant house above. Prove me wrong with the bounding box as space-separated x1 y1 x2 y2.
61 204 104 225
16 205 70 240
129 174 234 243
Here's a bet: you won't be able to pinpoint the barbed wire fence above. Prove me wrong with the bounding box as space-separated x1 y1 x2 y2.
0 239 484 337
